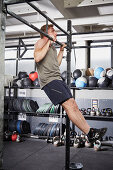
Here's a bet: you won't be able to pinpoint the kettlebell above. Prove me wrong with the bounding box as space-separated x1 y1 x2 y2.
94 140 101 151
96 108 101 116
90 107 96 116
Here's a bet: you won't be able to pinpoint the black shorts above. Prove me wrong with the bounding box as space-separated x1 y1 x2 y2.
43 80 73 105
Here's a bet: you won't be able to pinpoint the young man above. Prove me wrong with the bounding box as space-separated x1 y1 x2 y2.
34 24 107 143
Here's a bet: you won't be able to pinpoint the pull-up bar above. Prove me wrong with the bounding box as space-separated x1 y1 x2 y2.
6 9 69 49
27 1 69 36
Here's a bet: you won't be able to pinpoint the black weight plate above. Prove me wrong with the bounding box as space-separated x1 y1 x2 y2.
55 123 60 136
41 123 48 136
47 124 54 137
43 124 50 136
33 123 43 135
38 123 45 136
8 120 17 132
29 100 39 112
21 121 31 134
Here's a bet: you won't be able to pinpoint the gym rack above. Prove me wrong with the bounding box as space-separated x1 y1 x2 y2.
4 1 72 169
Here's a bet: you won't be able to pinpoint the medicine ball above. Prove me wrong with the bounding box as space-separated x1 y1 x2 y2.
18 71 28 79
73 69 82 80
88 76 98 87
33 78 40 87
106 69 113 80
29 71 38 81
97 77 109 87
75 77 87 88
94 67 105 79
85 68 94 76
21 77 32 87
61 71 67 81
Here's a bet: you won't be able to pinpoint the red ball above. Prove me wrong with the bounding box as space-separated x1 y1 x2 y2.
11 134 17 141
29 72 38 81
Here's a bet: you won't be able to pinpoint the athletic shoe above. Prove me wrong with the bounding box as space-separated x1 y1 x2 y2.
87 127 107 143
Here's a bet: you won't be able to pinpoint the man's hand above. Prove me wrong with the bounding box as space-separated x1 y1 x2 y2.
60 43 67 51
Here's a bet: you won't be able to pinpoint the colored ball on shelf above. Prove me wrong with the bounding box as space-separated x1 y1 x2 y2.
75 77 87 88
71 77 76 87
85 68 94 76
88 76 98 87
97 77 109 87
94 67 105 79
29 71 38 81
73 69 82 80
106 69 113 80
33 78 40 87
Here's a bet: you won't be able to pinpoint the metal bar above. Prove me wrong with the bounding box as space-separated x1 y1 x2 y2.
87 41 91 68
4 0 38 5
6 9 64 47
27 1 69 36
72 44 113 49
65 20 72 170
72 29 113 36
111 41 113 68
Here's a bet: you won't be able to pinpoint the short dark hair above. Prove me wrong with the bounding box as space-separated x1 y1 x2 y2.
40 24 53 38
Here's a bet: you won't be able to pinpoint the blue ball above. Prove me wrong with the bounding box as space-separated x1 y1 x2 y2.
94 67 105 79
75 77 87 88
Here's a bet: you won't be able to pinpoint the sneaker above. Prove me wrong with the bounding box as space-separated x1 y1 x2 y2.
87 127 107 143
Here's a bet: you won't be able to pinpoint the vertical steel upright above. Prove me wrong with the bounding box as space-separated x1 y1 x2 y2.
65 20 72 170
0 0 6 169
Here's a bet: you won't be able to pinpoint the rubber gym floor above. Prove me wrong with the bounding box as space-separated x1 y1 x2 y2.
3 138 113 170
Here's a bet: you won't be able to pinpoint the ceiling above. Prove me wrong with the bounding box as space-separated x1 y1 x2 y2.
5 0 113 40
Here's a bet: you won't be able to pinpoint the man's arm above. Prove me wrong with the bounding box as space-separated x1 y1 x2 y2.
57 43 66 65
34 39 51 63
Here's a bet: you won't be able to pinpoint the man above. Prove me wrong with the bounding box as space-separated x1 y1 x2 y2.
34 24 107 143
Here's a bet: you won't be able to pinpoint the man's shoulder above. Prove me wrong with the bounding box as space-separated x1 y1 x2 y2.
35 38 46 48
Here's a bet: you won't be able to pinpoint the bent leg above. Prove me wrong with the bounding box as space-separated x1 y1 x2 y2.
62 98 90 134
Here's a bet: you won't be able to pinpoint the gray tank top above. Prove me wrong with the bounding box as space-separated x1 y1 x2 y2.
36 45 61 88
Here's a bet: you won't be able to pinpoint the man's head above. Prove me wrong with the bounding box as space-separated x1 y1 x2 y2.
40 24 57 40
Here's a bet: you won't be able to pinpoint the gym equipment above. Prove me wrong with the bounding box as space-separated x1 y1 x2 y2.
101 108 112 117
33 78 40 87
8 120 31 134
69 163 83 170
85 68 94 76
73 69 82 80
94 140 101 151
11 133 17 141
96 108 101 116
18 71 28 79
29 71 38 81
85 140 93 148
106 69 113 80
88 76 98 87
21 77 32 87
97 77 109 87
94 67 105 79
80 108 87 115
75 77 87 88
61 71 67 81
90 107 96 116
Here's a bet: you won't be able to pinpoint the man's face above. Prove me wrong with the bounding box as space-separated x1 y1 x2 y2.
48 27 57 41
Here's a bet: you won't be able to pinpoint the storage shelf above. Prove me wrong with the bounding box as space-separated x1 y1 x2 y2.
84 115 113 121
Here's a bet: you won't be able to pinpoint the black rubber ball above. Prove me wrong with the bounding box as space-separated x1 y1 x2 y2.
98 77 109 87
88 76 98 87
73 69 82 80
